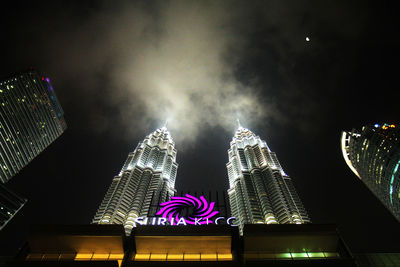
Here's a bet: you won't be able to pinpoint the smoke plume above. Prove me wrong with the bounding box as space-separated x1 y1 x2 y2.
29 0 368 145
38 1 273 145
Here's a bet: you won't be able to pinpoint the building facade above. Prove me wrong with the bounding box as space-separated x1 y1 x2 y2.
7 224 356 266
0 70 65 230
226 124 310 232
93 127 178 235
0 183 26 230
0 70 66 183
341 123 400 222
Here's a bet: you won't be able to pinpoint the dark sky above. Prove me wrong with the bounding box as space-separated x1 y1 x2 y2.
1 0 400 255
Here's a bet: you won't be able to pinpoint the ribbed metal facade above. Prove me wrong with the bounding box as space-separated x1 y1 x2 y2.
341 123 400 222
0 71 66 183
93 127 178 235
226 126 310 232
0 183 26 230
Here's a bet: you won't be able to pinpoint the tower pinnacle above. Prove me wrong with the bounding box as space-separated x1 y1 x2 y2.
236 118 242 129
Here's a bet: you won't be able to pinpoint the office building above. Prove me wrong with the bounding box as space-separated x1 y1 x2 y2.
92 127 178 235
0 183 26 230
0 70 66 183
226 123 310 232
355 253 400 267
341 123 400 222
0 70 65 230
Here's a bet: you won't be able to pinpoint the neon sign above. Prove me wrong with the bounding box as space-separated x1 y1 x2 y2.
133 194 237 226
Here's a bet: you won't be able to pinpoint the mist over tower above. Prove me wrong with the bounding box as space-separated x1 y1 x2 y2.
226 123 310 232
92 127 178 235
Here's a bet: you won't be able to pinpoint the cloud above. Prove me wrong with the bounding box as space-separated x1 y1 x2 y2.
32 0 370 145
35 1 273 146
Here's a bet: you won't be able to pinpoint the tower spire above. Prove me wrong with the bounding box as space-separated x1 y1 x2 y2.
163 119 168 129
237 118 242 129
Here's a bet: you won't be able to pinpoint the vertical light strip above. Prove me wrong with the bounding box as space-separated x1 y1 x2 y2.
389 160 400 204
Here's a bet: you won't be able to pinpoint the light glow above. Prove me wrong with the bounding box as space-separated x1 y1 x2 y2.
134 253 232 261
341 132 361 178
390 160 400 204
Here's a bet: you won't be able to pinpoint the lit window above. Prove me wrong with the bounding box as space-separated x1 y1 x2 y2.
308 252 324 258
75 253 93 260
291 252 308 258
92 253 109 260
108 254 124 260
150 254 167 261
167 254 184 261
184 253 200 261
218 253 232 261
201 253 217 261
324 252 339 258
134 254 150 261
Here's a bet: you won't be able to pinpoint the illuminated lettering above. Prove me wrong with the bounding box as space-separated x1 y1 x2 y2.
214 217 224 225
133 217 145 225
194 218 202 225
177 217 187 226
133 216 237 227
227 217 238 226
158 217 167 225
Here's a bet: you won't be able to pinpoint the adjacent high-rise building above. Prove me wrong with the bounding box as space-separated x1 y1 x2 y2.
0 70 66 183
93 127 178 235
0 70 65 230
341 123 400 222
0 183 26 230
226 123 310 232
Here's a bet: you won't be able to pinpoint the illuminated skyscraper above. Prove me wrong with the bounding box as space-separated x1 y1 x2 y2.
226 123 310 232
0 70 66 183
93 127 178 235
341 123 400 222
0 70 65 229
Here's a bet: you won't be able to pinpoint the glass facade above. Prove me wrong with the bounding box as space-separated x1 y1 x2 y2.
92 127 178 235
341 123 400 222
355 253 400 267
0 71 66 183
226 125 310 232
0 183 26 230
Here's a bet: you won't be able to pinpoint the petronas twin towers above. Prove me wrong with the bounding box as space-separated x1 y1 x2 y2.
93 123 310 235
92 127 178 235
227 125 310 229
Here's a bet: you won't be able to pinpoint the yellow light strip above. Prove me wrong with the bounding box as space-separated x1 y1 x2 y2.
75 253 93 260
75 252 124 261
167 254 184 261
184 253 200 261
217 253 233 261
134 252 233 261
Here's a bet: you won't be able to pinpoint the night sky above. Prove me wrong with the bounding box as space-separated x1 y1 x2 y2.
1 0 400 255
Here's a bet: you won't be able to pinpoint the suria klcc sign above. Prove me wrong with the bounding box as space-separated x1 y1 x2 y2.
133 194 238 226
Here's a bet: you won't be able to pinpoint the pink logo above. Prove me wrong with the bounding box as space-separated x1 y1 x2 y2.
156 194 219 225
